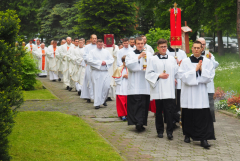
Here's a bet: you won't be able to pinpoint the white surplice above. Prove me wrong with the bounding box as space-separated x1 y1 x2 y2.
178 57 215 109
115 67 128 96
87 48 114 106
36 47 48 76
46 46 58 80
202 51 219 93
81 43 96 99
117 47 133 67
145 55 179 99
125 50 152 95
144 44 154 55
59 43 72 88
167 48 187 89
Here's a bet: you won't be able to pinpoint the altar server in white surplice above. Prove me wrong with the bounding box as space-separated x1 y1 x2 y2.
59 37 72 89
178 41 215 149
141 35 154 55
80 34 97 103
46 40 58 81
87 39 114 109
117 38 133 67
55 39 66 82
36 43 48 76
145 39 179 140
26 39 37 58
198 37 219 122
125 37 152 132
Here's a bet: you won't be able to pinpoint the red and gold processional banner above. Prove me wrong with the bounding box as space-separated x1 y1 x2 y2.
170 7 182 48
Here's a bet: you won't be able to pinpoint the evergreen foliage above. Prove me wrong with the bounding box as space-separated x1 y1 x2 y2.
75 0 137 41
0 10 25 160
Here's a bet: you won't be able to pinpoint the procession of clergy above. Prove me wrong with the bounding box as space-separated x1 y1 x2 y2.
24 35 219 149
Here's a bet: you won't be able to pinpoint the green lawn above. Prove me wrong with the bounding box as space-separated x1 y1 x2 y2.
9 111 123 161
214 53 240 94
23 80 58 100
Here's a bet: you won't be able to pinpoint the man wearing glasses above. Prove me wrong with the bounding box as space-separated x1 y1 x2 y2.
145 39 179 140
178 41 216 148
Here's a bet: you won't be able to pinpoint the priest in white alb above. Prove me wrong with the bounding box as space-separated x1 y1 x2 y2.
178 41 215 148
81 34 97 103
36 43 48 77
55 39 66 82
87 39 114 109
46 40 58 81
125 37 152 132
59 37 72 89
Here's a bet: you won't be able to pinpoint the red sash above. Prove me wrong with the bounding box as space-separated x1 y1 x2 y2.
42 50 45 70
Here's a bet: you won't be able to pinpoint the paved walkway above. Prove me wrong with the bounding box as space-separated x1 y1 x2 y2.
20 77 240 161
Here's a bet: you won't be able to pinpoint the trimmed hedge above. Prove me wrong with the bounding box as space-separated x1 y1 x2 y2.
0 10 25 160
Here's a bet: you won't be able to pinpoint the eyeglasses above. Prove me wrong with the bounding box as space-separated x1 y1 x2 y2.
159 46 167 49
202 44 206 45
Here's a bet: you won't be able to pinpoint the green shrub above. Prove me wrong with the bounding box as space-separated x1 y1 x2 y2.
21 52 40 90
0 10 24 160
145 28 171 52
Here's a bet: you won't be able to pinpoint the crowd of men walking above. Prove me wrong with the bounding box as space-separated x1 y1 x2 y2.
21 35 219 149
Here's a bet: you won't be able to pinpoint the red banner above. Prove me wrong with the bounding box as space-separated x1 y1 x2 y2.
104 34 114 47
170 8 182 48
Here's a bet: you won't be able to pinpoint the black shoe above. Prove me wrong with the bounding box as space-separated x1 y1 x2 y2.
52 80 56 82
66 86 69 90
87 99 91 103
167 134 173 140
68 87 72 91
201 140 211 148
158 133 163 138
141 126 145 131
103 102 107 106
107 97 113 101
136 124 143 131
184 136 190 143
95 106 100 109
58 78 61 82
78 91 81 96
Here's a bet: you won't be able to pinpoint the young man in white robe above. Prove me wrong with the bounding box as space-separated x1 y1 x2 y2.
55 39 66 82
178 41 215 148
81 34 97 103
145 39 179 140
125 37 152 132
36 43 48 77
36 39 41 49
87 39 114 109
128 38 136 49
117 38 133 67
198 37 219 122
46 40 58 81
113 55 128 121
59 37 72 89
141 35 154 55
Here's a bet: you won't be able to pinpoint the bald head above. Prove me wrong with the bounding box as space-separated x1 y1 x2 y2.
41 43 45 49
66 37 71 45
197 37 206 50
61 39 66 45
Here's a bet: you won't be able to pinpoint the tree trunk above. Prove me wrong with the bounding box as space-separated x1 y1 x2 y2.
237 0 240 58
217 30 224 56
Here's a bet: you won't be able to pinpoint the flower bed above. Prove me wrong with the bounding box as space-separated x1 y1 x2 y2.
214 87 240 117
